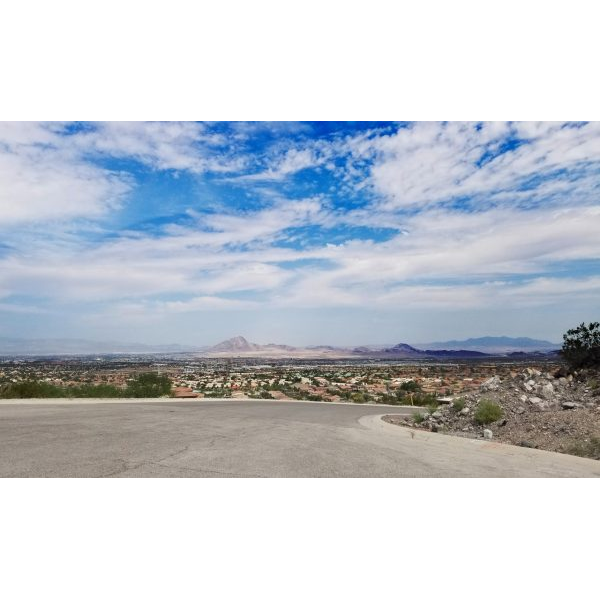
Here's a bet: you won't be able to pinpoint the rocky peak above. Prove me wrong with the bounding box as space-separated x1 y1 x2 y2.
210 336 257 352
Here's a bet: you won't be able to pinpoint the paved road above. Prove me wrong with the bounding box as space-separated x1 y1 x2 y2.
0 400 598 477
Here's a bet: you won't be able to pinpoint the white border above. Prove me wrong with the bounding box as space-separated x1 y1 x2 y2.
1 1 598 598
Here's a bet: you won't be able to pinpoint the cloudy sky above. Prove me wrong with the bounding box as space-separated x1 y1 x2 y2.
0 121 599 345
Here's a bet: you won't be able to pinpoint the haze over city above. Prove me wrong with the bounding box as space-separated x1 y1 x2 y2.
1 121 599 346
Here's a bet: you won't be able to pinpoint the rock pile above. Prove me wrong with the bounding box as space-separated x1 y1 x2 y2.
384 366 600 458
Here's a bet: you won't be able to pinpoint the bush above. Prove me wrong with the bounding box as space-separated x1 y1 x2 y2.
400 380 420 392
425 398 439 410
452 397 466 412
0 373 174 399
474 400 503 425
413 412 425 424
562 322 600 369
565 436 600 460
395 391 438 407
0 380 64 398
125 373 172 397
0 380 126 399
351 392 373 403
74 383 122 398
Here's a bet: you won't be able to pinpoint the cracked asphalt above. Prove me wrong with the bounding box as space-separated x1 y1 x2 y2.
1 399 598 477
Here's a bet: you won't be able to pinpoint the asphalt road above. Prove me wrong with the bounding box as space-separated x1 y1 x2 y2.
0 399 598 477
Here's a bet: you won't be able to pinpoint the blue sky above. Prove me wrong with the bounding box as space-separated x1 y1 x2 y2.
0 121 599 345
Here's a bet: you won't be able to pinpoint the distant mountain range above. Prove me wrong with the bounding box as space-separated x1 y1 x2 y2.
0 335 561 358
202 336 560 359
419 336 561 354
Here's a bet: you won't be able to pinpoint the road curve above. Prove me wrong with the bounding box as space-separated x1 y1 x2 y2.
0 399 598 477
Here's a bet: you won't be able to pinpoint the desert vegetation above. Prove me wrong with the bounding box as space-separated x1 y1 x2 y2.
561 322 600 369
0 372 172 399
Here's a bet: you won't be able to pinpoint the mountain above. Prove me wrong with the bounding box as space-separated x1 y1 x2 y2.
353 343 490 359
0 334 560 359
423 349 489 358
209 336 261 353
205 337 355 357
383 343 422 355
420 336 560 354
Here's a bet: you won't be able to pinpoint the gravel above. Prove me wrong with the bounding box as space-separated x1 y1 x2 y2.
384 366 600 459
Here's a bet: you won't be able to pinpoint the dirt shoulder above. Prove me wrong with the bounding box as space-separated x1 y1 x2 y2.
383 366 600 459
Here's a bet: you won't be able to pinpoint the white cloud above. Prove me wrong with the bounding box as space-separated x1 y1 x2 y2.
233 147 326 181
357 121 600 209
0 122 132 224
1 198 599 311
1 120 600 335
0 198 324 301
0 121 248 226
72 121 243 173
110 296 258 319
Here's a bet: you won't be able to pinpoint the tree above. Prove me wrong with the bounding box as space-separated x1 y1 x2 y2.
561 322 600 369
400 380 420 392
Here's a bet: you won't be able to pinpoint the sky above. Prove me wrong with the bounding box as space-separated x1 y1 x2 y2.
0 121 599 346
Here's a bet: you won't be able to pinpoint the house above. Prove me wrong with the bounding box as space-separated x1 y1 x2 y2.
172 386 199 398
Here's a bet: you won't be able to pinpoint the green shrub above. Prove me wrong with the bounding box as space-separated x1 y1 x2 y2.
0 380 125 399
399 380 420 392
452 397 466 412
0 373 174 399
561 322 600 368
351 392 373 403
0 380 64 398
74 383 122 398
396 392 438 407
125 373 172 397
474 400 503 425
413 412 425 424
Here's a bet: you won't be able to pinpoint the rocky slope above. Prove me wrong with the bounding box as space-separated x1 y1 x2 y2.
384 366 600 459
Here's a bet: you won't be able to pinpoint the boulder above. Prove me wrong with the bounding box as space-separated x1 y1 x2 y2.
483 429 493 440
480 376 501 391
460 407 470 415
518 440 537 449
540 383 555 399
562 402 576 410
553 366 568 378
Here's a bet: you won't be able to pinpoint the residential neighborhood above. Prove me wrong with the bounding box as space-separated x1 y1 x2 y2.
0 355 562 404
